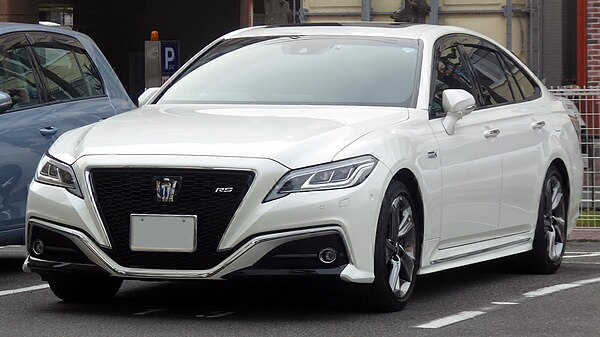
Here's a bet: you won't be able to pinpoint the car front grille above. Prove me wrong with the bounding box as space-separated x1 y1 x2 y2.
90 168 254 270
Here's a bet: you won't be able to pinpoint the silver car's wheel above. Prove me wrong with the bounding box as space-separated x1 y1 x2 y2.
530 166 567 274
362 180 420 312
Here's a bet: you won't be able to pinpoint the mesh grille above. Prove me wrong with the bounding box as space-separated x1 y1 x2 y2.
90 168 254 270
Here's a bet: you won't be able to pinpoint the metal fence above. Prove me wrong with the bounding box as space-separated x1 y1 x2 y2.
549 87 600 228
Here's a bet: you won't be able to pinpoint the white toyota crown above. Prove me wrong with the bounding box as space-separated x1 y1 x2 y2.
24 23 583 312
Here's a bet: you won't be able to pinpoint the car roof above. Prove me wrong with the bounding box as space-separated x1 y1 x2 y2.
224 22 485 43
0 22 91 42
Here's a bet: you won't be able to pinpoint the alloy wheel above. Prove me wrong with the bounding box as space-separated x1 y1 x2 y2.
385 195 417 298
543 175 566 262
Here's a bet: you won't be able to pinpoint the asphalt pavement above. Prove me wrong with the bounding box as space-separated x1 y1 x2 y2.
1 238 599 337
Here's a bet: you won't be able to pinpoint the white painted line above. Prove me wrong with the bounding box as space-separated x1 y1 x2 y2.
491 301 519 305
196 311 235 318
574 277 600 285
564 253 600 258
0 284 49 297
523 283 581 298
133 308 166 316
415 311 486 329
564 261 600 265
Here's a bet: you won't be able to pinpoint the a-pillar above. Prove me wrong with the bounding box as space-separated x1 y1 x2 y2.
0 0 39 23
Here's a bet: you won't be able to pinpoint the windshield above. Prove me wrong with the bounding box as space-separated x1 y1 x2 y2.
157 36 420 107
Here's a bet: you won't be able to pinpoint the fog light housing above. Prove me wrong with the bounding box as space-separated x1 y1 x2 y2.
318 248 338 264
32 239 45 256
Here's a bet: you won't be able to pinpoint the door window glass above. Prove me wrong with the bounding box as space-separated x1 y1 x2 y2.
33 46 104 102
431 42 475 118
0 47 42 112
463 46 514 106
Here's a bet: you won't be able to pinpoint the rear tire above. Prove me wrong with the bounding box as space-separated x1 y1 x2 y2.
48 277 122 302
528 166 567 274
362 180 421 312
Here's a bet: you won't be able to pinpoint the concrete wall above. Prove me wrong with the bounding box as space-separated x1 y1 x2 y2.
0 0 39 23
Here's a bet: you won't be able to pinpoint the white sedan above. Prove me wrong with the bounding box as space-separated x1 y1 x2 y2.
24 23 582 312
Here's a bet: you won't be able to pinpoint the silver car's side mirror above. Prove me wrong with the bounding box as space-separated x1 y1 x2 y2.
441 89 476 135
0 91 13 113
138 87 160 106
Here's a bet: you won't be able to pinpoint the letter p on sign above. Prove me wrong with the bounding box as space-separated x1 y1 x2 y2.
164 47 175 71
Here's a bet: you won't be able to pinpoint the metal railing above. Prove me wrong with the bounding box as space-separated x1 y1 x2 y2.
549 87 600 228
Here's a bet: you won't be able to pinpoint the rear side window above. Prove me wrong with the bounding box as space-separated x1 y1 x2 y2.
462 45 514 107
500 53 540 100
33 46 104 102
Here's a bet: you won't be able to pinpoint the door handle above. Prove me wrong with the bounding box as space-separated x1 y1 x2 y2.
39 126 58 137
531 120 546 130
483 128 501 139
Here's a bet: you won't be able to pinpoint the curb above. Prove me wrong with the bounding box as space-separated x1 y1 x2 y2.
567 229 600 242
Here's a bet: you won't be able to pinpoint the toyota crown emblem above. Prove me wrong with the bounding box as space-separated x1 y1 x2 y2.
155 176 181 203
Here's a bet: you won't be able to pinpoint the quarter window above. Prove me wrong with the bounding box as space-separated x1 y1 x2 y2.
33 46 104 102
463 46 514 107
0 47 42 112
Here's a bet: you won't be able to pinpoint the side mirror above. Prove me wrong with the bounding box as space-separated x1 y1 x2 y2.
441 89 476 135
0 91 12 113
138 87 160 106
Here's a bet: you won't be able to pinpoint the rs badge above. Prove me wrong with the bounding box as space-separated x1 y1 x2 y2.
155 176 181 203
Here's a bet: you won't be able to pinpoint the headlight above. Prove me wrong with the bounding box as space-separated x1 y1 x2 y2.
264 155 378 202
35 154 83 198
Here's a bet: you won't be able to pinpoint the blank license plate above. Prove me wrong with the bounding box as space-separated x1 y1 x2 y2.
130 214 197 252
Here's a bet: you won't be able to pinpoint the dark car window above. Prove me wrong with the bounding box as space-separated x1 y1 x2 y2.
158 36 421 108
33 45 104 102
0 47 42 112
431 39 475 118
462 45 515 107
500 52 540 100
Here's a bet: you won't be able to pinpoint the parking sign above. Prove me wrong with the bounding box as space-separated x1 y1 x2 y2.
161 41 180 76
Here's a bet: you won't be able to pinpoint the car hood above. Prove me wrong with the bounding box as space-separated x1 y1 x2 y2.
51 104 409 168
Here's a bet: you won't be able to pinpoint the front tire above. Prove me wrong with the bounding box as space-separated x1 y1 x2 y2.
362 180 421 312
529 166 568 274
48 277 122 302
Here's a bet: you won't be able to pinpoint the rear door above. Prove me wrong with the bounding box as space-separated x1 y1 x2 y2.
28 32 116 138
460 36 546 233
0 33 57 243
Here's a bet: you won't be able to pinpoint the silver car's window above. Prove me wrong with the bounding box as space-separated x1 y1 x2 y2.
0 47 42 112
33 46 104 102
158 36 420 107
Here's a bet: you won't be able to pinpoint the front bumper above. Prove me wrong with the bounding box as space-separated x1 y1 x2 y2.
23 219 349 280
24 155 392 283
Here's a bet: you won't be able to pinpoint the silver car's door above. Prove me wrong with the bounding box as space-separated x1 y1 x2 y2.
0 33 57 244
28 32 116 136
429 37 502 249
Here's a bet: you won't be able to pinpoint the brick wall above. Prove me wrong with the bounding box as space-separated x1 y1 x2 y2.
588 0 600 86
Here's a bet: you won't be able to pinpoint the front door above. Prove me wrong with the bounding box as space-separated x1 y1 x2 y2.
0 34 57 244
429 36 502 248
